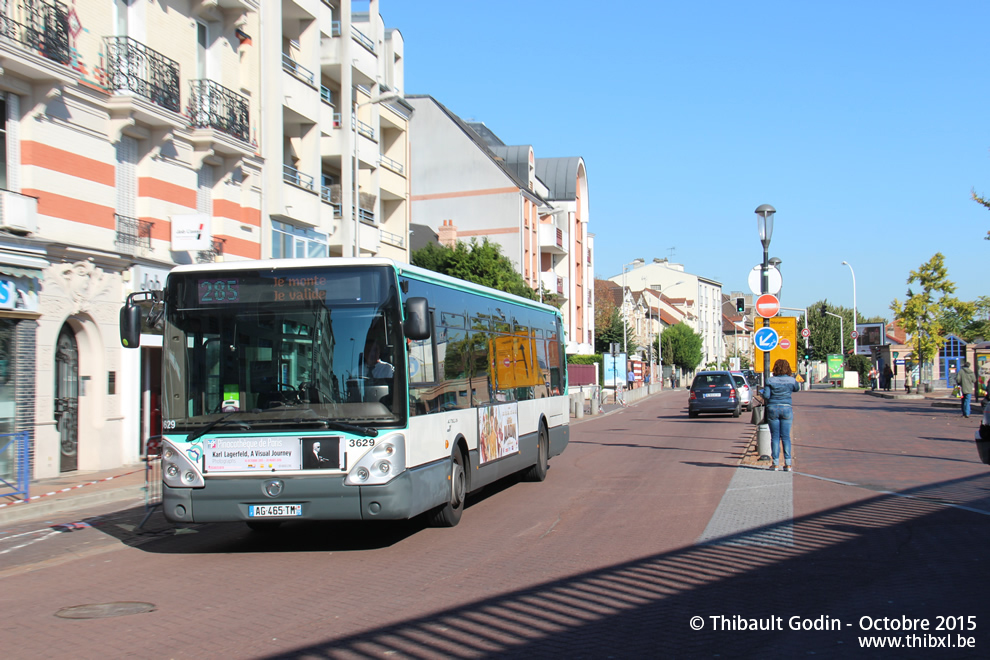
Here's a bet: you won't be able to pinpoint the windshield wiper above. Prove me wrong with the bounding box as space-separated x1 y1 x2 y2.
290 410 378 437
186 412 253 443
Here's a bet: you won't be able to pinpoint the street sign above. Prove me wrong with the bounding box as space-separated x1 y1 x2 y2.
754 316 798 373
753 327 780 352
800 327 810 338
755 294 780 318
747 264 782 295
779 338 791 350
851 330 859 339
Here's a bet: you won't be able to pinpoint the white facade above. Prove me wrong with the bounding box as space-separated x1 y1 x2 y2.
609 258 723 367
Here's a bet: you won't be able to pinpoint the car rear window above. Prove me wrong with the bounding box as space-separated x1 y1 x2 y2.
694 374 731 388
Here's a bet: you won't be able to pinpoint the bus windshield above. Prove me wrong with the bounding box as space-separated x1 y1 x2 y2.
161 265 405 433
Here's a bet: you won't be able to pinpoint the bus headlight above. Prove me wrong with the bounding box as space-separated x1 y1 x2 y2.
161 438 205 489
345 434 405 486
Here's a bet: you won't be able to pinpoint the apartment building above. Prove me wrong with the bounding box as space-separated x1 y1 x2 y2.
610 258 723 367
0 0 410 480
265 0 412 261
406 95 594 355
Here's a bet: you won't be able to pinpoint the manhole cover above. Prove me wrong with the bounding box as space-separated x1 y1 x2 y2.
55 602 156 619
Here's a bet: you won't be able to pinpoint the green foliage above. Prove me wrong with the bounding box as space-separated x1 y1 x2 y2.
661 322 703 372
803 299 856 362
594 307 638 355
411 239 538 301
890 253 974 366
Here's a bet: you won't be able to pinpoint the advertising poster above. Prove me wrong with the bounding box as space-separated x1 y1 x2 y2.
478 403 520 464
603 353 627 388
856 323 886 356
204 436 303 472
827 355 844 380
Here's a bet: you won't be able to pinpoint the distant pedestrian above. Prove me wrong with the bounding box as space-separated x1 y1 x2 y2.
957 360 977 419
762 359 802 472
869 366 878 391
883 365 894 392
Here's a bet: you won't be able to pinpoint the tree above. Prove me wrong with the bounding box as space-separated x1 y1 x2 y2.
972 188 990 240
661 322 703 373
411 239 538 301
890 253 974 391
803 299 855 362
594 307 637 356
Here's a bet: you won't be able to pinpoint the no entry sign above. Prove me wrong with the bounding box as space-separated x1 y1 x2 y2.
755 294 780 318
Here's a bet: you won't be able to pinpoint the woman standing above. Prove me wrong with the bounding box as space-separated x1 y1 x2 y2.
762 358 801 471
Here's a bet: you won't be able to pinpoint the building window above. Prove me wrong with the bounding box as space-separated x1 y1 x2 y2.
271 220 328 259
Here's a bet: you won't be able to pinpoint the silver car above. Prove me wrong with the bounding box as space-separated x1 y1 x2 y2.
730 371 753 411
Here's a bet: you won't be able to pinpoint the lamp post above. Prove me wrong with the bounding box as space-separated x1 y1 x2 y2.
769 257 782 301
352 90 400 257
755 204 776 385
841 261 857 356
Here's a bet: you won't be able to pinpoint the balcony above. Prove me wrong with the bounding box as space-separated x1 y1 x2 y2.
539 222 568 255
186 79 254 159
541 272 568 299
197 237 225 263
104 37 180 113
0 0 72 87
115 214 153 254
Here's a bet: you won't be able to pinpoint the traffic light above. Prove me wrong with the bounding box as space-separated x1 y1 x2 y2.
820 304 827 317
736 297 745 313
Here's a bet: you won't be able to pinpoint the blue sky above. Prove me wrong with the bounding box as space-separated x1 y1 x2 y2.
382 1 990 321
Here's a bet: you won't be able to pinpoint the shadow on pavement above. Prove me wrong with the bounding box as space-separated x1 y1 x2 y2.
260 469 990 659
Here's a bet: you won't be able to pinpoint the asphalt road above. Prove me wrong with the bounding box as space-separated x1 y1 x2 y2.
2 389 988 659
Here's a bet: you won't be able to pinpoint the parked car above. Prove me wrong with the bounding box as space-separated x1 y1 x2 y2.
688 370 741 418
730 371 753 411
743 369 761 389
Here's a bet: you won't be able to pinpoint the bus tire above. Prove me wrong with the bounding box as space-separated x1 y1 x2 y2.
246 520 282 532
429 448 465 527
523 425 549 482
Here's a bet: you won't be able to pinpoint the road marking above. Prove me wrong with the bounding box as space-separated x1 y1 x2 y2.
798 471 990 517
697 466 793 547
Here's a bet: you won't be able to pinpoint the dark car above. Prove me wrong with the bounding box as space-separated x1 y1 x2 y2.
688 370 741 418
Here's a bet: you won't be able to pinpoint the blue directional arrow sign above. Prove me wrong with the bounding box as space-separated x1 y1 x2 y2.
754 327 780 352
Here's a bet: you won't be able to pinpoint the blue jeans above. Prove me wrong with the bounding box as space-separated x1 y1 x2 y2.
766 404 794 466
962 393 972 417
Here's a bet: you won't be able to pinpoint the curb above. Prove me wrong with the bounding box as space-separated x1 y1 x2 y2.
0 479 147 527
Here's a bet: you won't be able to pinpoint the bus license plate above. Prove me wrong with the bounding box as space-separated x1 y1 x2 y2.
249 504 302 518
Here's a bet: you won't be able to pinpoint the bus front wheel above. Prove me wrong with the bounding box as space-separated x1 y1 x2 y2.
429 449 465 527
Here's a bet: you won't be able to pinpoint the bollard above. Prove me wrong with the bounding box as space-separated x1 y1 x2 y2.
575 394 584 419
757 423 771 460
590 390 600 415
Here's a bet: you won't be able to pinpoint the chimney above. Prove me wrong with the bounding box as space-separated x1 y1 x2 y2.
438 219 458 247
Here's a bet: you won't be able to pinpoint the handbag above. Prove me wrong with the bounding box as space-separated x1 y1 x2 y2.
750 403 765 425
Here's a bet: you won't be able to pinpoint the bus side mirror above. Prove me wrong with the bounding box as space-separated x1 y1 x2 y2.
404 297 430 340
120 302 142 348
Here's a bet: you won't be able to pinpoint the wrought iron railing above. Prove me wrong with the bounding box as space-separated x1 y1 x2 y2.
188 79 250 143
197 237 225 263
0 0 70 65
104 36 181 113
115 213 153 251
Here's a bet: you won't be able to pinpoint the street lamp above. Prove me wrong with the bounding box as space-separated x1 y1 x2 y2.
352 90 401 257
841 261 857 356
755 204 776 383
769 257 782 300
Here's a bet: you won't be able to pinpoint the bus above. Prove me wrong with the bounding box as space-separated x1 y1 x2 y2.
119 258 569 529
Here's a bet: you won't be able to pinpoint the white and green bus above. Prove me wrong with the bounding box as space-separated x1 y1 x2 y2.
120 258 569 529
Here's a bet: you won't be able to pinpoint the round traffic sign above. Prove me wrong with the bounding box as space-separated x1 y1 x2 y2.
779 338 791 350
755 294 780 318
753 327 779 352
800 327 810 338
747 264 782 295
851 330 859 339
